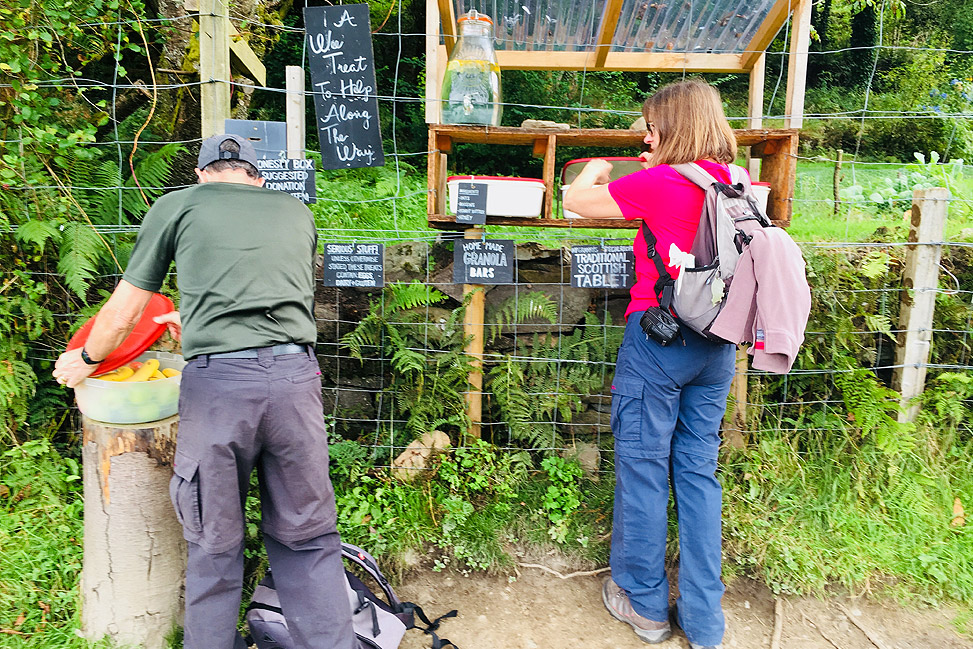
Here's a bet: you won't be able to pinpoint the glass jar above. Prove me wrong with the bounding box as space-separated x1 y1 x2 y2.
441 11 502 126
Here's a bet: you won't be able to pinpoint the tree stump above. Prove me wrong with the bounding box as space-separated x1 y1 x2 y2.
81 415 185 649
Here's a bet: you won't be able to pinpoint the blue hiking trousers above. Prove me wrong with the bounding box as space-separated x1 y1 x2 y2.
609 312 735 647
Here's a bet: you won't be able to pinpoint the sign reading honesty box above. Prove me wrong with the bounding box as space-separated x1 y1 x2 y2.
570 245 635 289
322 243 384 288
453 239 514 284
304 4 384 171
255 158 316 204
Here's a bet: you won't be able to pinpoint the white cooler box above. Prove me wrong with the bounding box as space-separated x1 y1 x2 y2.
447 175 545 218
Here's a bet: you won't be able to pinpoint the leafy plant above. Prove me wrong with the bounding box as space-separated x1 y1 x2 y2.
540 456 584 544
342 281 475 439
488 311 621 450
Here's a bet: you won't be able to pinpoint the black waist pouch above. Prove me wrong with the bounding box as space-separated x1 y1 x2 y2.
640 307 680 346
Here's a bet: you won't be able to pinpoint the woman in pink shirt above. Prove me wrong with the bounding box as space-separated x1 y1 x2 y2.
564 80 736 649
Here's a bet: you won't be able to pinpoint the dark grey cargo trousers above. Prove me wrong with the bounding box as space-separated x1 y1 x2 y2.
169 347 355 649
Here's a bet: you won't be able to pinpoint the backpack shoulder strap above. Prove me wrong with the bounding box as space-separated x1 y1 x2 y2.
671 162 719 190
341 543 401 607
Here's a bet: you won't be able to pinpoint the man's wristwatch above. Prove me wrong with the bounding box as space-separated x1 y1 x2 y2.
80 348 104 365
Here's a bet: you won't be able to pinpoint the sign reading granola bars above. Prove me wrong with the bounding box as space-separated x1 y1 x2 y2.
304 4 385 170
570 245 635 289
322 243 384 288
453 239 514 284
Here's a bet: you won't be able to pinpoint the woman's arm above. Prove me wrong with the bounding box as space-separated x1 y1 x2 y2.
562 159 625 219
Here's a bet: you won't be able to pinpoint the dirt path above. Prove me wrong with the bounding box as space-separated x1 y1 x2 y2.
396 568 971 649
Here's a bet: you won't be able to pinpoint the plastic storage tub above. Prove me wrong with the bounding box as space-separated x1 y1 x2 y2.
752 182 771 214
560 157 645 219
74 351 186 425
447 176 545 217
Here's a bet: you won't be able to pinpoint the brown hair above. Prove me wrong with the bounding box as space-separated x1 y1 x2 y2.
642 80 737 167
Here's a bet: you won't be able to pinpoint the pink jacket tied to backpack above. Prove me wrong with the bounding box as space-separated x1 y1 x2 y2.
709 227 811 373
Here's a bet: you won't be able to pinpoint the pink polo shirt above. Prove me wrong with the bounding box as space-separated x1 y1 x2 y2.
608 160 733 320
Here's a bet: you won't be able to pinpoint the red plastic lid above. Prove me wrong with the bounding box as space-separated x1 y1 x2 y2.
447 175 544 183
561 157 645 183
66 293 175 376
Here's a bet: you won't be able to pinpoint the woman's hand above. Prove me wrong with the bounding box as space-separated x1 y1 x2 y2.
583 158 615 186
639 150 653 169
562 158 625 219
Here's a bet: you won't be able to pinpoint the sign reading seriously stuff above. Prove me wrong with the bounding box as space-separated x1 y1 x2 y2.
255 159 317 204
570 245 635 289
453 239 514 284
304 4 384 170
322 243 384 288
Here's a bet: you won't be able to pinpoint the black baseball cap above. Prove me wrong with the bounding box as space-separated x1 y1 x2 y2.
197 133 259 170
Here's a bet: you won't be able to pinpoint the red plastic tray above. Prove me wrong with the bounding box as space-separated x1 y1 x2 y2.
65 293 175 376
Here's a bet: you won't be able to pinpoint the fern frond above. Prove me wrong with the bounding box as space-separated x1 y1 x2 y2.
15 219 62 254
58 222 108 300
488 291 558 341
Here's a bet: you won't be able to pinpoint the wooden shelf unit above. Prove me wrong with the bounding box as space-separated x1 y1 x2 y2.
426 125 799 230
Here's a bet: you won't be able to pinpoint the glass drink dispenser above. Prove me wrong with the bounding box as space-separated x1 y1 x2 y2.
441 11 502 126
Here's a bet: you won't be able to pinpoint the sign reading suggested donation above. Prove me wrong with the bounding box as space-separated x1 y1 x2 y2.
454 182 487 225
256 159 317 204
322 243 384 288
570 245 635 289
304 4 384 170
453 239 514 284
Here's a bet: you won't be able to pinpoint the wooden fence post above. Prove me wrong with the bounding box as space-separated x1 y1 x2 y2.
463 228 485 440
893 187 949 423
199 0 230 138
81 415 185 649
285 66 305 159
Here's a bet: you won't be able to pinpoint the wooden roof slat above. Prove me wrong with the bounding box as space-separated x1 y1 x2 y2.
494 50 746 73
741 0 793 69
594 0 625 68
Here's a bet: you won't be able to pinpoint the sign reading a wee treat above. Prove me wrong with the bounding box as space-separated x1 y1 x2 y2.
304 4 384 170
453 239 514 284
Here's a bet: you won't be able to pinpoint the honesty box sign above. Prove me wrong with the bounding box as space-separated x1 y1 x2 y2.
255 159 316 204
322 243 384 288
453 239 514 284
304 4 385 170
569 245 635 289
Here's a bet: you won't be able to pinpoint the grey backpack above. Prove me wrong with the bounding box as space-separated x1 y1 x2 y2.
640 162 772 342
245 543 457 649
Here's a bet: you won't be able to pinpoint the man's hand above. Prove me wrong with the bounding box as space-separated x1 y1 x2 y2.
53 348 98 389
153 311 182 342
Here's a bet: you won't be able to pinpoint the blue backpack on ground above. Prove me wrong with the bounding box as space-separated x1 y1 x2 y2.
245 543 458 649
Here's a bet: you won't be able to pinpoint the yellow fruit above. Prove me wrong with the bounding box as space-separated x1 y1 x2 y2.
161 368 181 378
148 370 166 381
124 358 159 382
96 366 135 381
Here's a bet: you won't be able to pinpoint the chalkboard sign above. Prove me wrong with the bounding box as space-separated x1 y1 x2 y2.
256 158 317 204
322 243 384 288
453 239 514 284
454 182 487 225
570 245 635 289
304 4 385 171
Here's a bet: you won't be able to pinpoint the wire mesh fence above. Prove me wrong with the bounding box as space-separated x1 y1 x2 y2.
5 1 973 463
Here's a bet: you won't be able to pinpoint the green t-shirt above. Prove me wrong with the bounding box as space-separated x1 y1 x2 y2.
123 182 318 359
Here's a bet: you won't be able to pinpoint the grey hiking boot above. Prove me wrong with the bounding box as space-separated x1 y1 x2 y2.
601 578 672 644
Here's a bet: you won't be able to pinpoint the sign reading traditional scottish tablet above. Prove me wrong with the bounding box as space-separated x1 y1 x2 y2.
453 239 514 284
455 182 487 225
570 245 635 289
256 159 316 204
322 243 384 288
304 4 384 170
